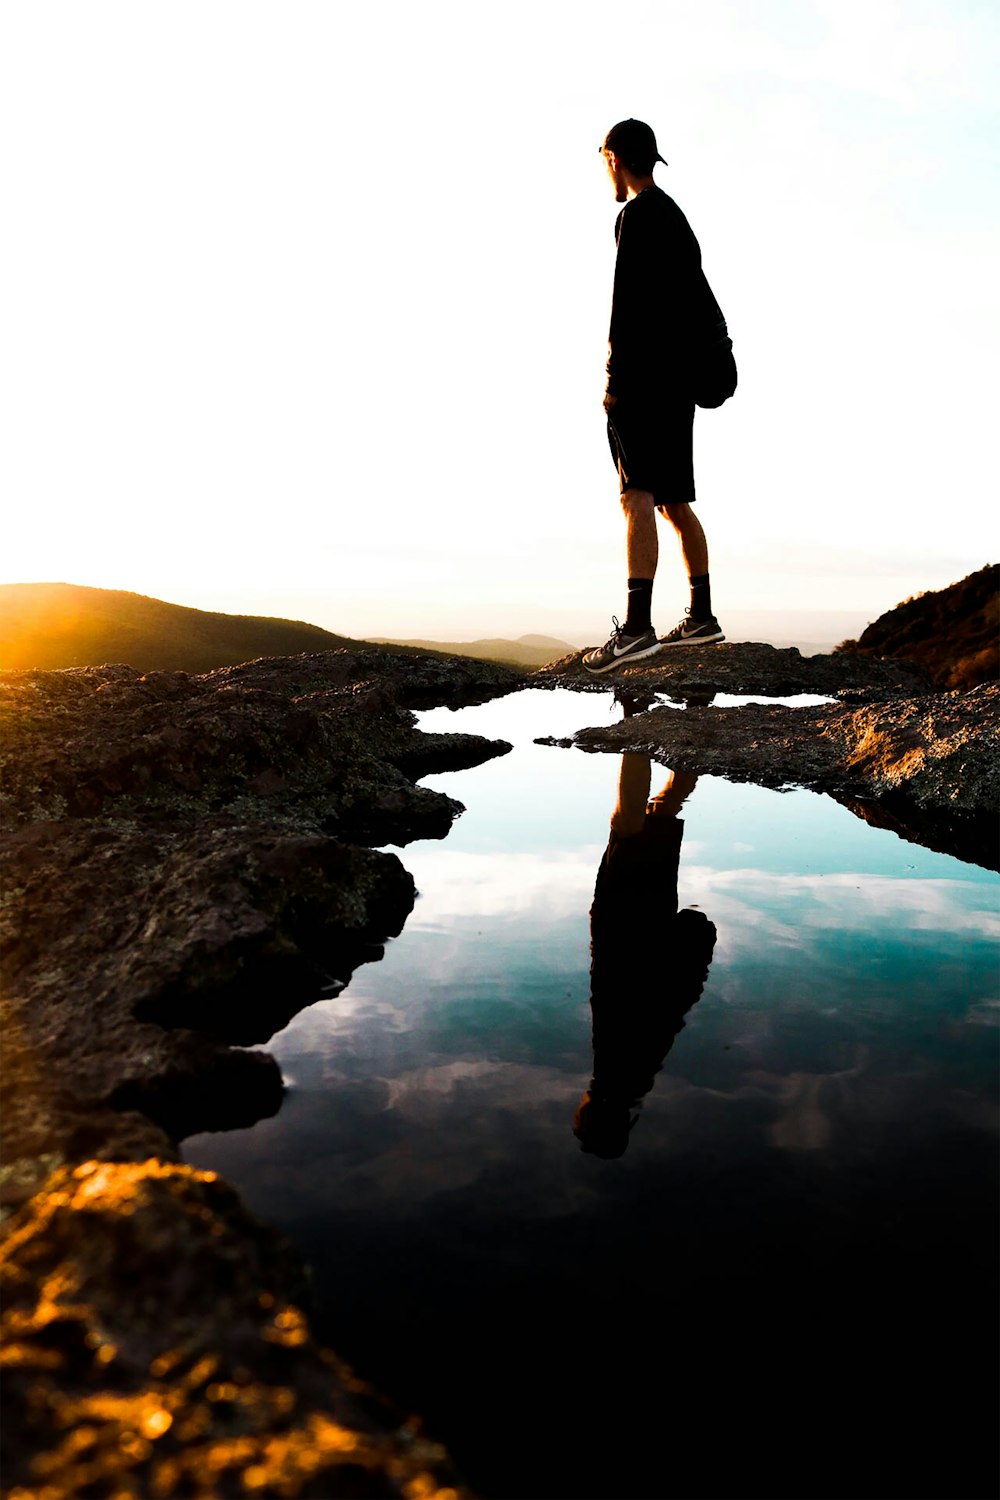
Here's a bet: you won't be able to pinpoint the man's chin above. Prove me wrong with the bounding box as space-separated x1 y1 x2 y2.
616 187 628 203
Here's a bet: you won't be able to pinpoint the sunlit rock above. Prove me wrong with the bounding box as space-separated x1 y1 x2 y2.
0 1159 471 1498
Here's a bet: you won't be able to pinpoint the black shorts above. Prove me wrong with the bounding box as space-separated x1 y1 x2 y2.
607 391 696 504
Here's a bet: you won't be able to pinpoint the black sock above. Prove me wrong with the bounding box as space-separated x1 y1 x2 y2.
624 577 653 635
690 573 712 622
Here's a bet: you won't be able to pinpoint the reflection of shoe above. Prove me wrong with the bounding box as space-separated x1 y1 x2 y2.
659 611 725 646
614 689 658 716
583 618 663 674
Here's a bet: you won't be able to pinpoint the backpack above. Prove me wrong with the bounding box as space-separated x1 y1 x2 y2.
690 270 737 409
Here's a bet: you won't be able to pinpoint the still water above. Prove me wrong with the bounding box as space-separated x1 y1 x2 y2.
187 689 999 1500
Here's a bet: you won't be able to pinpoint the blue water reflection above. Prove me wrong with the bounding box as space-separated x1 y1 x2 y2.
186 688 998 1500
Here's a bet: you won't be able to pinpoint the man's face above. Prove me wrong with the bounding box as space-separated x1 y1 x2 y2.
602 148 628 204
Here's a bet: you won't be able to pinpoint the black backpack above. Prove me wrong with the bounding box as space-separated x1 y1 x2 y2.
691 272 737 409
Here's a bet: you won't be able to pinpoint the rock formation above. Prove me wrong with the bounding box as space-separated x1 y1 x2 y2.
1 1160 472 1498
2 621 995 1495
1 647 520 1498
533 643 998 871
834 563 998 691
534 637 930 698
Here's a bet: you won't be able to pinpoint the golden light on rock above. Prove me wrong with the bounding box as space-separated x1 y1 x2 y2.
1 1159 474 1498
139 1407 173 1441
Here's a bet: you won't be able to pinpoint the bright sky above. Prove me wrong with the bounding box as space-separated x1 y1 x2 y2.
3 0 997 641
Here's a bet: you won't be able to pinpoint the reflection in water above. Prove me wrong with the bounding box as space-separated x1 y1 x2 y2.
575 734 716 1157
184 689 1000 1500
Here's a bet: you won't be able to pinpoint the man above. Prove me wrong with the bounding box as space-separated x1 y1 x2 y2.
583 118 732 675
573 708 717 1158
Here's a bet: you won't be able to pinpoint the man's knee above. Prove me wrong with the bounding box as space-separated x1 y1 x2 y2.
621 487 655 519
657 500 691 528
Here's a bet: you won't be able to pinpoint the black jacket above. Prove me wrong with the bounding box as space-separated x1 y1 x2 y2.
605 185 724 399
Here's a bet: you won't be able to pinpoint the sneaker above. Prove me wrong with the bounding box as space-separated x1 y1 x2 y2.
582 618 663 674
659 610 725 646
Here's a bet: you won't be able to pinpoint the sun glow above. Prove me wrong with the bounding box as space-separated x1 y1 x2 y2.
2 1 995 642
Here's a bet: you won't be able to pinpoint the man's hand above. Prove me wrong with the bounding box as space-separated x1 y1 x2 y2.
603 392 617 414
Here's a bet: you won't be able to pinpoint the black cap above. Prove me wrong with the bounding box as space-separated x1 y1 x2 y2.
600 118 667 172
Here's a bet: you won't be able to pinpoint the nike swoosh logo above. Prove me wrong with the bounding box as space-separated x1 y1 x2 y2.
612 640 640 656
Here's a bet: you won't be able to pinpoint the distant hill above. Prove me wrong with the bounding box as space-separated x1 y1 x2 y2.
367 634 577 668
0 583 362 673
834 565 998 690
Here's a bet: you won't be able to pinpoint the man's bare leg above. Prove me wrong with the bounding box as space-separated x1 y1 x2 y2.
581 487 664 670
647 767 698 817
656 500 723 642
610 753 652 837
620 486 658 637
658 501 708 579
624 488 658 578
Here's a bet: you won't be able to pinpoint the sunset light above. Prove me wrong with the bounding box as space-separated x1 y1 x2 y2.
3 20 998 1493
2 1 995 644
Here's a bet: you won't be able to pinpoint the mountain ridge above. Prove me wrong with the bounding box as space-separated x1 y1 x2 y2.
0 583 360 674
4 576 995 679
834 564 998 690
366 633 577 668
0 584 567 674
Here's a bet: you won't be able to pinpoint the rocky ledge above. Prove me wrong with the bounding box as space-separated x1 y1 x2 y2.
1 647 520 1498
533 644 998 872
534 638 930 698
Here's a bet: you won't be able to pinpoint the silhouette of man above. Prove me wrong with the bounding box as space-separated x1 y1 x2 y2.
583 118 734 675
574 738 717 1158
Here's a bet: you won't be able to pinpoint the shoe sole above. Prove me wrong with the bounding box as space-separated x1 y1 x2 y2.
582 640 664 675
658 630 725 647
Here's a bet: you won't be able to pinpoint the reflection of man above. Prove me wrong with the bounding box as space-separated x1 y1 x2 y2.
574 745 716 1158
583 118 731 675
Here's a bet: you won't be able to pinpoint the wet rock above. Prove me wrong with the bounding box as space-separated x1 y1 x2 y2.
1 649 512 1495
553 680 999 870
533 638 930 698
0 651 517 1181
1 653 516 842
0 1159 472 1499
3 820 416 1175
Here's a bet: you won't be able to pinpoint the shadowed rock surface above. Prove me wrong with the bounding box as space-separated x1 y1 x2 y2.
537 672 999 871
527 581 996 869
3 630 993 1493
533 638 931 698
835 563 998 690
1 650 520 1183
1 648 519 1496
2 650 518 845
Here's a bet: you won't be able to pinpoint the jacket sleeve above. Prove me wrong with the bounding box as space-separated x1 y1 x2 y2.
605 209 651 399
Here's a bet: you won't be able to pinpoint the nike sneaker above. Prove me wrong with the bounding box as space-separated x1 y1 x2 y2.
582 617 663 674
659 611 725 646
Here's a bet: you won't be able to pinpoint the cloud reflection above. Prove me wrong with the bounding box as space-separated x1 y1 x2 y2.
407 847 606 923
683 866 999 944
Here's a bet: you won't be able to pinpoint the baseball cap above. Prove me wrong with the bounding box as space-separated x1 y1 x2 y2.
600 118 667 171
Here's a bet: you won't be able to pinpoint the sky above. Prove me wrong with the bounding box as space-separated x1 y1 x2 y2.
2 0 998 643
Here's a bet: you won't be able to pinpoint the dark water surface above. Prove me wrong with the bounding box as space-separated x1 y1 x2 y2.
186 689 999 1500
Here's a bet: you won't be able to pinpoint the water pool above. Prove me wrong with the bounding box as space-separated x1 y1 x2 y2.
187 689 999 1500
